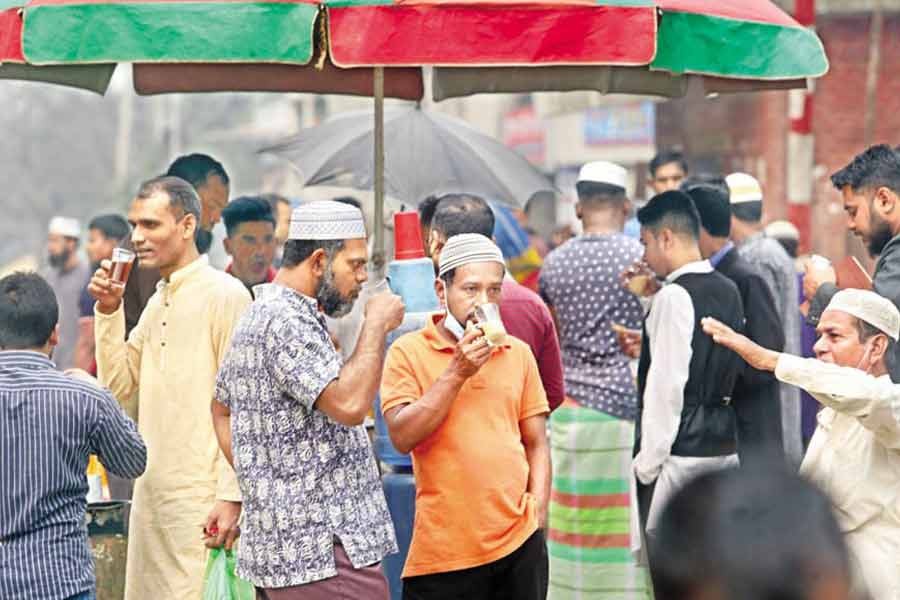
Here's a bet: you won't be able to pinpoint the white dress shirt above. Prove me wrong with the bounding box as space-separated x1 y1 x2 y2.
630 260 739 558
776 354 900 600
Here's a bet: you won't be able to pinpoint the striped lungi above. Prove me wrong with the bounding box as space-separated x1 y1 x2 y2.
548 403 652 600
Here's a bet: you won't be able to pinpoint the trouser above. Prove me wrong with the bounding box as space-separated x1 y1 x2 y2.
256 543 389 600
403 530 548 600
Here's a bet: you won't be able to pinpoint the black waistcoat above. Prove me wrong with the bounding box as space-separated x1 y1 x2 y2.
635 270 744 457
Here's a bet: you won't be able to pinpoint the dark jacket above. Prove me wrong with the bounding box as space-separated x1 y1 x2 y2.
716 247 786 466
809 234 900 381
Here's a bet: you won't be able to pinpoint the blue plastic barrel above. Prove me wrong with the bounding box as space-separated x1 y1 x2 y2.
381 471 416 600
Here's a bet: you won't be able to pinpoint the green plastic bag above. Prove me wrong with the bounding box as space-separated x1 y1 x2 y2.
202 547 256 600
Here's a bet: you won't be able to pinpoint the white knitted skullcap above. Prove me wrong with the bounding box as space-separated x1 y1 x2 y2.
48 216 81 238
765 220 800 241
826 289 900 341
289 200 366 241
438 234 505 278
577 161 627 190
726 172 763 204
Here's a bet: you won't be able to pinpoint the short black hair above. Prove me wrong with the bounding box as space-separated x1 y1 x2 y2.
281 239 345 269
682 175 731 237
650 149 689 177
332 196 362 210
418 195 443 229
88 214 130 242
221 196 275 237
431 194 495 238
0 272 59 350
166 153 230 188
830 144 900 195
136 176 202 223
731 202 763 223
575 181 627 206
651 466 849 600
637 190 700 240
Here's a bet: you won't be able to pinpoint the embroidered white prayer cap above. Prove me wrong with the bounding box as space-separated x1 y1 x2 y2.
48 216 81 238
826 289 900 341
765 220 800 241
577 161 628 191
726 172 764 204
438 233 505 278
288 200 366 241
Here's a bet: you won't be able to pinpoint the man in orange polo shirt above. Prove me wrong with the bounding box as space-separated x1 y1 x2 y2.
381 233 551 600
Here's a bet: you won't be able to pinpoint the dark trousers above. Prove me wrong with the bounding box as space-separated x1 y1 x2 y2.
733 387 785 469
402 530 548 600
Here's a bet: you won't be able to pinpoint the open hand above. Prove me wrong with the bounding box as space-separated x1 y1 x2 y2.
701 317 778 372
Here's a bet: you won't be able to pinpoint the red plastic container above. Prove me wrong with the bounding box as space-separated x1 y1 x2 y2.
394 211 426 260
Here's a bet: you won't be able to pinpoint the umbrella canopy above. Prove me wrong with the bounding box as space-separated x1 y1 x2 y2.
325 0 828 98
0 1 114 93
260 106 556 208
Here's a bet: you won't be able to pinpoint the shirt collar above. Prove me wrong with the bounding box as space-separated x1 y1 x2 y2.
0 350 55 370
156 254 209 293
708 241 735 268
666 259 713 283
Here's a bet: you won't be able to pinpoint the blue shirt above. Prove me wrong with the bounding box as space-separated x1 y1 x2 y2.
214 284 397 588
539 233 645 420
709 241 735 268
0 351 146 600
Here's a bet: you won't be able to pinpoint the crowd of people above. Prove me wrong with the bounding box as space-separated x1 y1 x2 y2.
0 144 898 600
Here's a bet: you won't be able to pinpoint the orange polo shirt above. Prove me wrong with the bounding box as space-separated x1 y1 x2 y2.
381 313 550 578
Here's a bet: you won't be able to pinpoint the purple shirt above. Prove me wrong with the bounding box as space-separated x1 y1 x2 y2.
500 277 565 411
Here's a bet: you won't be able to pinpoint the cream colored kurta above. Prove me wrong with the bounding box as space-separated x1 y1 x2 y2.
776 354 900 600
95 255 251 600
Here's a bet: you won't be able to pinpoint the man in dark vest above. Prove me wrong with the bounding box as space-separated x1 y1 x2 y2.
683 176 786 469
631 190 744 562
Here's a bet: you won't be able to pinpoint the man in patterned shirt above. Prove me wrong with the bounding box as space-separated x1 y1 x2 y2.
213 200 405 599
538 161 651 599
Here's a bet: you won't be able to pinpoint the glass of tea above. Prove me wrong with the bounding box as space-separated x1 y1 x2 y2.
474 303 507 347
108 247 136 290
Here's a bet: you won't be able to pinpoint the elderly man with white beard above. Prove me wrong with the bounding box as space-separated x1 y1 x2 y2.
702 289 900 600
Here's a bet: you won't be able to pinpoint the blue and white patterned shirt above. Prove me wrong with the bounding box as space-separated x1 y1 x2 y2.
539 233 645 420
215 284 397 588
0 351 146 600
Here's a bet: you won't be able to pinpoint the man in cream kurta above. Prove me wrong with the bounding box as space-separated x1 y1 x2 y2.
91 176 252 599
703 289 900 600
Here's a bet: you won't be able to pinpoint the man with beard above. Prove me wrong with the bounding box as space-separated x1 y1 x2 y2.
42 216 90 370
75 214 130 372
89 176 252 599
212 200 404 599
805 144 900 382
221 196 277 298
381 234 550 600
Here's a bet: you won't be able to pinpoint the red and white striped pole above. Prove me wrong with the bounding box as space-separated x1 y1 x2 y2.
787 0 816 253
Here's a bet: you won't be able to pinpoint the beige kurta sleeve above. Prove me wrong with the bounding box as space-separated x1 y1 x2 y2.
95 301 146 417
211 286 252 502
775 354 900 449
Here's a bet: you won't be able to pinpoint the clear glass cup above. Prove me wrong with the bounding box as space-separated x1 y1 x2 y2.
108 247 136 290
474 303 507 347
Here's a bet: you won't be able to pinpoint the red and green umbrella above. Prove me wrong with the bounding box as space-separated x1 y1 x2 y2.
0 0 114 92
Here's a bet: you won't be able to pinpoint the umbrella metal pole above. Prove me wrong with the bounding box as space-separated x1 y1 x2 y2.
374 66 386 279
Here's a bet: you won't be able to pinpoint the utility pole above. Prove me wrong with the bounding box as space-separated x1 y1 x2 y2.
862 0 884 147
787 0 816 253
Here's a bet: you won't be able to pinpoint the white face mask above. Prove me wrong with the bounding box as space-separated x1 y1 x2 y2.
444 309 467 340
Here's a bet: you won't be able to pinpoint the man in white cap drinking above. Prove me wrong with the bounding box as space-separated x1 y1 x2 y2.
702 288 900 600
42 216 90 369
212 200 405 599
381 233 551 600
539 161 652 598
726 172 803 466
